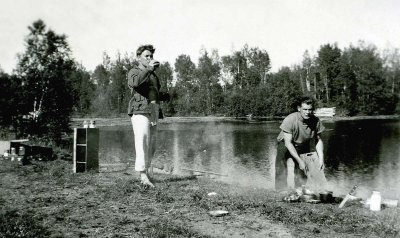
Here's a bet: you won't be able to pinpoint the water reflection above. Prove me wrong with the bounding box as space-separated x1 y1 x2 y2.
323 119 400 198
99 119 400 199
157 122 278 189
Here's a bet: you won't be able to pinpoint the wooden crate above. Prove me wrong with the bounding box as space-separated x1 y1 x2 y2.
73 128 99 173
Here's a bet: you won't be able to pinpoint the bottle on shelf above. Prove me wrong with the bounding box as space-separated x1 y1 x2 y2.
89 120 96 128
83 120 89 128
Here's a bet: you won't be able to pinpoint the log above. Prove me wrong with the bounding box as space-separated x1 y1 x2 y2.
181 168 228 177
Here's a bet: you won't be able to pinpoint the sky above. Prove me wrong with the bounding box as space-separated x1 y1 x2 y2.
1 0 400 74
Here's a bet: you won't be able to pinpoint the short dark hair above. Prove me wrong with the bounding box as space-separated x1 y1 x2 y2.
136 44 155 56
297 96 315 108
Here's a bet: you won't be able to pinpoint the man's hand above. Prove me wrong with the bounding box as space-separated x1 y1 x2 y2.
298 159 307 172
149 60 160 70
319 157 325 170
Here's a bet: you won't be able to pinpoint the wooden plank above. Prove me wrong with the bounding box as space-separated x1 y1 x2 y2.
181 168 228 177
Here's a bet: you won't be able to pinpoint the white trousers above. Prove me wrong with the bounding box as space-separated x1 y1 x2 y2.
286 158 296 189
131 114 158 172
286 157 307 189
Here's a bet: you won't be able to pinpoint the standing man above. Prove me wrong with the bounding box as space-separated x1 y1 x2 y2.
279 96 325 189
127 44 170 187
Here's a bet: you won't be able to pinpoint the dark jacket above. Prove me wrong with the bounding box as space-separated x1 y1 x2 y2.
127 62 170 117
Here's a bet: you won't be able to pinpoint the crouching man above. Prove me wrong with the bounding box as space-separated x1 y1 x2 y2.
279 96 325 189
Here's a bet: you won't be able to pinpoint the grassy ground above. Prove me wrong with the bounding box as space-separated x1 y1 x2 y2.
1 115 399 237
1 159 399 238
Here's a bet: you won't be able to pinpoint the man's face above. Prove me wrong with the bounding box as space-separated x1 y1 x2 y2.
138 50 153 66
298 103 314 120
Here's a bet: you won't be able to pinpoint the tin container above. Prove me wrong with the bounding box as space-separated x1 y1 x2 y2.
10 147 16 155
18 146 25 156
370 191 382 211
89 120 96 128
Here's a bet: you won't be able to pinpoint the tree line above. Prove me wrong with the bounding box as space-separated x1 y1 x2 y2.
0 20 399 142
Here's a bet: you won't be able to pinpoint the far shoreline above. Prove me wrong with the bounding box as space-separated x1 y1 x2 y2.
71 114 400 127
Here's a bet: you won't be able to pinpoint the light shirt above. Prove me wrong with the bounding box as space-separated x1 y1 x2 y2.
279 112 325 147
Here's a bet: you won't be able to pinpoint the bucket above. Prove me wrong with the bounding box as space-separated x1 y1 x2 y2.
320 191 333 203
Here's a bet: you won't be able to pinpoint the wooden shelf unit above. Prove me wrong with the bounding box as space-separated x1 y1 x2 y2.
73 128 99 173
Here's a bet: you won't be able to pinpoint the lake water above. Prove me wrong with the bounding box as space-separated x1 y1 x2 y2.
98 118 400 199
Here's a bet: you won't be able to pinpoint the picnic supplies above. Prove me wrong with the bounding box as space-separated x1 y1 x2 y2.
382 199 399 208
363 198 398 209
209 210 229 217
300 194 318 202
369 191 382 211
300 152 327 191
339 185 358 208
320 191 334 203
283 191 301 203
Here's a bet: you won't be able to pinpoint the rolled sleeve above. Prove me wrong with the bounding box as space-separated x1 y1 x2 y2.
280 116 293 134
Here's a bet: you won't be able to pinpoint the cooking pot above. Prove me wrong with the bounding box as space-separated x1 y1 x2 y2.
319 191 333 203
